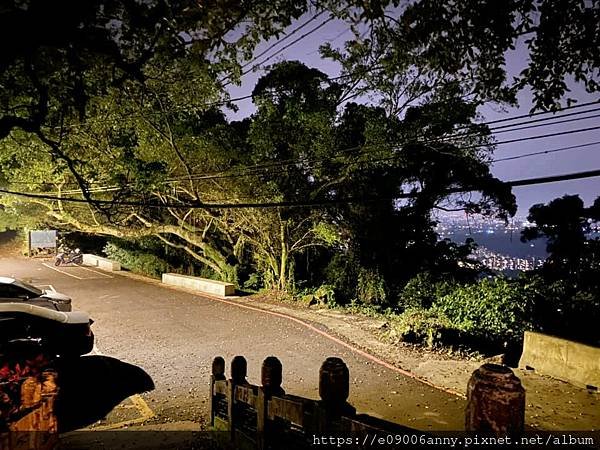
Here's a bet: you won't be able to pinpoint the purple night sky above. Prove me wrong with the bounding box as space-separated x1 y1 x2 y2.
224 14 600 216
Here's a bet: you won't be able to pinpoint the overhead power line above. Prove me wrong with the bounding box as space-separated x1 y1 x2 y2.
471 100 600 127
219 11 327 86
486 107 600 132
161 123 600 183
240 12 327 71
2 169 600 210
222 15 334 88
16 117 600 192
19 101 600 190
493 140 600 163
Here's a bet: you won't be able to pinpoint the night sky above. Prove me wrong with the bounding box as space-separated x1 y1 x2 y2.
224 14 600 216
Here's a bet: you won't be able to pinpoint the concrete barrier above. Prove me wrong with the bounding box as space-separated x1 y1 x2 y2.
162 273 235 296
96 256 121 271
83 254 98 266
82 254 121 271
519 331 600 389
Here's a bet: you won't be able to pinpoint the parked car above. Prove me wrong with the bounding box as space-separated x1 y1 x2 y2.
0 276 72 311
0 277 94 357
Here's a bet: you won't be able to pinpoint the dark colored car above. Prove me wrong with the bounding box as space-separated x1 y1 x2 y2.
0 278 94 357
0 277 72 312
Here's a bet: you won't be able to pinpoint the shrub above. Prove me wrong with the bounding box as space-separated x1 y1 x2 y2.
433 278 535 346
384 308 454 348
322 254 358 304
242 272 263 292
296 284 335 307
356 267 387 305
104 242 169 278
399 272 456 311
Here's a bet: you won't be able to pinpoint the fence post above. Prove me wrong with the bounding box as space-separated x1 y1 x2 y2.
257 356 284 450
317 357 355 432
228 355 247 443
210 357 225 427
465 363 525 434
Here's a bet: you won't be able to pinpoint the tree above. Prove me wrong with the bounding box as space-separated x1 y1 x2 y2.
0 60 515 297
0 0 315 209
522 195 600 287
323 0 600 112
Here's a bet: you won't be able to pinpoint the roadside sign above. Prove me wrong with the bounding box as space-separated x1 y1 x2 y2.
28 230 58 257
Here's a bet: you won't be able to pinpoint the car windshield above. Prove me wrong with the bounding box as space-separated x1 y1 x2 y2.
11 279 43 296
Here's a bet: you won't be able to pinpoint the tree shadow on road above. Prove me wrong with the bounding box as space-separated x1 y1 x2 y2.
54 355 154 432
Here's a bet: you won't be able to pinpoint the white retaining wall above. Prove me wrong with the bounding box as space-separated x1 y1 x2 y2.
162 273 235 297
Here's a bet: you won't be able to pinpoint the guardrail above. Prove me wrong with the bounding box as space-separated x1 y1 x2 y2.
210 356 526 449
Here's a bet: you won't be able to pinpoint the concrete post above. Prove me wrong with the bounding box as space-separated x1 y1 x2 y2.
210 357 225 427
261 356 284 397
228 356 247 443
465 363 525 433
258 356 284 450
230 355 247 385
319 357 355 420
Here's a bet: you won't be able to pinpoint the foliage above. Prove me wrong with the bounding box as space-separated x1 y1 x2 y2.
383 307 454 348
242 273 263 292
434 277 535 345
104 242 170 279
356 267 387 305
297 284 336 307
522 195 600 287
324 0 600 112
519 274 600 347
399 272 456 311
0 0 310 139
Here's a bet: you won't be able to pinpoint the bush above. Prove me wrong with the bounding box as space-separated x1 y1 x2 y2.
356 267 387 305
242 272 263 292
322 254 358 305
384 308 455 348
297 284 335 307
433 278 535 346
399 272 456 311
104 242 169 278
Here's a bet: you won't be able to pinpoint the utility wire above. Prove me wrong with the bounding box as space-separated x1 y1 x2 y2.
2 169 600 210
492 141 600 163
160 123 600 182
14 117 600 191
17 103 600 189
240 12 326 71
218 11 326 86
441 109 600 142
222 15 334 88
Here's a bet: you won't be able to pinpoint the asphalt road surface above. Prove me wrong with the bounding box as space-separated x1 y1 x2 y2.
0 257 465 431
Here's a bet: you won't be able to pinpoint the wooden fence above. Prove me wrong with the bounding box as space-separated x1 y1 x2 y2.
210 356 526 450
0 368 59 450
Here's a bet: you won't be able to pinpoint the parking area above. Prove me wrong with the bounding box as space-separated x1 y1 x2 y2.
40 262 115 281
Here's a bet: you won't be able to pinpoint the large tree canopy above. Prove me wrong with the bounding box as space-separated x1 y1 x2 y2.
522 195 600 285
324 0 600 112
0 61 515 298
1 1 598 302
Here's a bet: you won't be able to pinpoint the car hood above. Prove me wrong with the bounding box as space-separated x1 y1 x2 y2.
41 291 71 302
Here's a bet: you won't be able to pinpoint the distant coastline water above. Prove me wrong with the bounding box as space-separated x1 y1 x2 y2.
447 231 548 259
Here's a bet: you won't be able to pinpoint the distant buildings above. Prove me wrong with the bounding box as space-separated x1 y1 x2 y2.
436 215 546 273
471 246 544 272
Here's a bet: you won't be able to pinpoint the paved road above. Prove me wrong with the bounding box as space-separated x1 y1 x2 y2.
0 257 465 431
